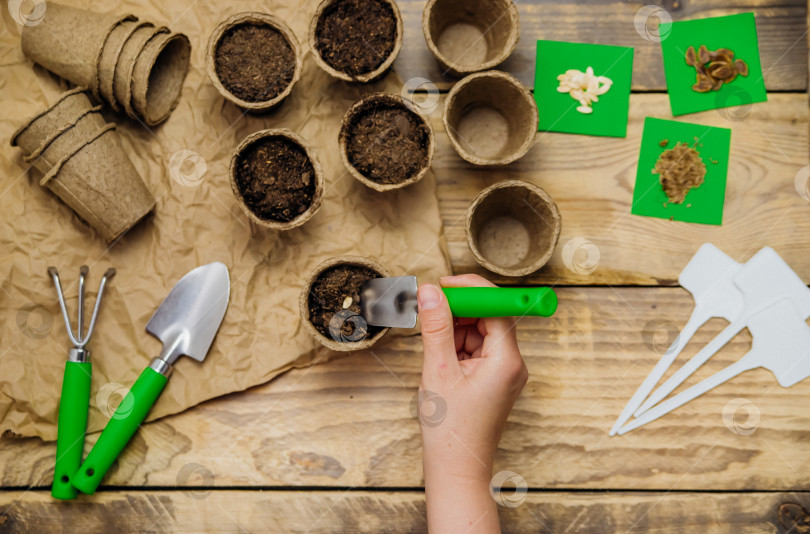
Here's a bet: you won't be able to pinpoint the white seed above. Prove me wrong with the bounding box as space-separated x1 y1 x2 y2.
556 66 613 113
342 296 353 309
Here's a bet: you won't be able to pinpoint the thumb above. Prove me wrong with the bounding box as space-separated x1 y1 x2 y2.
418 284 458 370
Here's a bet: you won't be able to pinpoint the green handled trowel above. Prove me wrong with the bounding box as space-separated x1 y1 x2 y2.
359 276 557 328
71 262 230 495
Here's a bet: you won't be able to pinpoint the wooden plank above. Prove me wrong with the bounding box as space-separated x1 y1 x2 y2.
2 287 809 490
429 93 810 285
394 0 808 92
1 489 807 533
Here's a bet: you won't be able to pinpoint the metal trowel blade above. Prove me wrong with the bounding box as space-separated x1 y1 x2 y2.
359 276 418 328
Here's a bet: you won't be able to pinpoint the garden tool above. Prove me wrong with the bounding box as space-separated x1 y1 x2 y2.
609 243 744 436
49 265 115 500
358 276 557 328
634 247 810 417
71 262 230 495
619 298 810 434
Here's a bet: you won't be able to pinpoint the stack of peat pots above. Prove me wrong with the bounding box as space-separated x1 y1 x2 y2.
20 2 191 126
10 89 155 242
423 0 562 278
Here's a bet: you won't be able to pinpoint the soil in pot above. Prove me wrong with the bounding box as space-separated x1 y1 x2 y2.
308 265 384 341
346 105 430 184
234 137 316 222
315 0 396 77
215 22 295 102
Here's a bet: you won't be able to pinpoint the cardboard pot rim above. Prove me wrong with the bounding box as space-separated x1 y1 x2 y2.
10 88 89 149
299 255 392 352
100 20 151 112
309 0 403 83
40 123 117 188
338 92 435 192
23 106 104 163
421 0 519 76
229 128 324 230
131 32 191 126
465 179 561 277
91 13 138 100
443 70 538 166
206 12 302 111
116 25 169 119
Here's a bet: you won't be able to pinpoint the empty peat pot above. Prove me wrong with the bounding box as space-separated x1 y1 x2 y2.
25 109 106 174
130 31 191 126
422 0 519 76
300 256 392 352
466 180 561 277
310 0 403 82
230 128 323 230
444 70 538 165
41 125 155 242
339 93 434 191
207 12 302 111
10 88 94 156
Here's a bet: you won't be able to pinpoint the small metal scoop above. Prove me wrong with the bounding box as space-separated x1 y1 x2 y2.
359 275 557 329
49 265 116 362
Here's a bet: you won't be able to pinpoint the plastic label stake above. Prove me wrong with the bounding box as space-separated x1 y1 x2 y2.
619 299 810 433
609 243 744 436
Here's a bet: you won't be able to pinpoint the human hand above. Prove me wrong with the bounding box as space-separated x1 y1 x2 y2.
417 274 528 533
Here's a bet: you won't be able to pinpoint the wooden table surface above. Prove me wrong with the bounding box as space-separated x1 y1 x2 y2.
2 1 810 532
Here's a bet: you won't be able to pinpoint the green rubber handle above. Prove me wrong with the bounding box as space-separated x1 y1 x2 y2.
442 287 557 318
52 361 91 500
72 366 168 495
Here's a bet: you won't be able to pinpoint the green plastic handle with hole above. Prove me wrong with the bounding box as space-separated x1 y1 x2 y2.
52 361 91 500
442 287 557 318
71 367 168 495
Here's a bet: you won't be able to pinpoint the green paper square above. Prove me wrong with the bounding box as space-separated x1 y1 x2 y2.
534 40 634 137
632 117 731 225
660 13 767 116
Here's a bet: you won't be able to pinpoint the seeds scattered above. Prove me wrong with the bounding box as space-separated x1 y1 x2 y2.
556 67 613 114
685 45 748 93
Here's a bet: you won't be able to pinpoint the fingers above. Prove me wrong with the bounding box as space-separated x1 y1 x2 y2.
480 316 522 363
440 273 497 289
418 283 460 373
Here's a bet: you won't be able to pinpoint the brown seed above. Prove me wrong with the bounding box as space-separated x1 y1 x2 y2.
659 139 669 147
735 59 749 76
711 77 724 91
302 172 310 186
685 46 697 66
708 63 735 80
692 73 714 92
698 45 710 64
710 48 734 63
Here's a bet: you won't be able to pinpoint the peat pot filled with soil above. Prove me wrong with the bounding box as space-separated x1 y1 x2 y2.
339 93 434 191
230 129 323 230
207 12 302 111
310 0 403 82
300 256 392 351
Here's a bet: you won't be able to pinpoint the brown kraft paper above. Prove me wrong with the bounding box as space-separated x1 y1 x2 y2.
0 0 450 441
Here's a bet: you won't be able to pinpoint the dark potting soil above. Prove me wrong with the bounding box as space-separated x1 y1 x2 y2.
308 265 384 342
315 0 397 77
346 105 430 184
234 137 316 222
215 22 295 102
